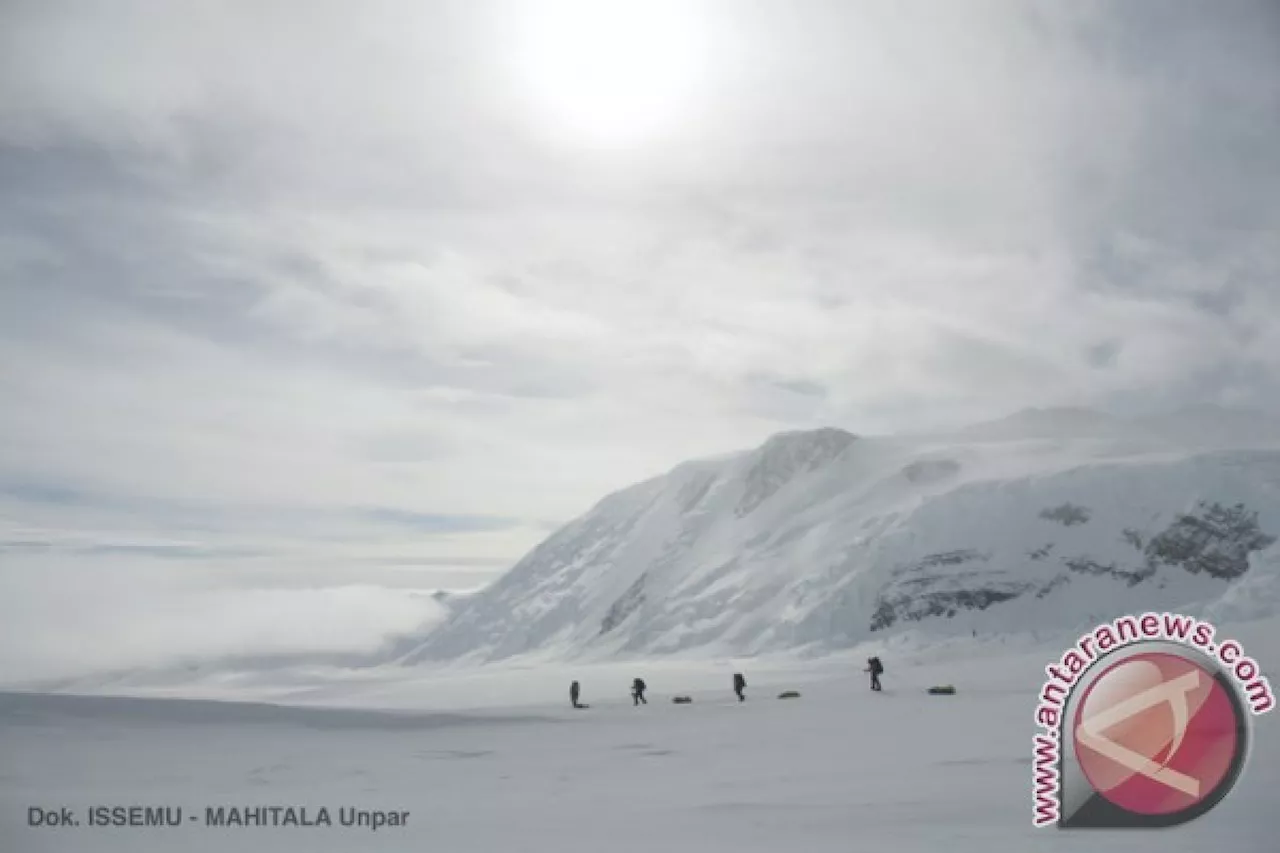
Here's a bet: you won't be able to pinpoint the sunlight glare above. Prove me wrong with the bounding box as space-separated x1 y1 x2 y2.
514 0 707 147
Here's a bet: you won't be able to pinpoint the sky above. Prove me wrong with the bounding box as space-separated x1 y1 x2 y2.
2 0 1279 681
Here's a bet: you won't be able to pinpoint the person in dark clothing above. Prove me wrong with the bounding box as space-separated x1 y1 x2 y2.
865 656 884 691
631 677 647 705
733 672 747 702
570 680 581 709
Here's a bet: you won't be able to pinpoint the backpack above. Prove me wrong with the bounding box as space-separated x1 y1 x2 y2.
871 657 884 675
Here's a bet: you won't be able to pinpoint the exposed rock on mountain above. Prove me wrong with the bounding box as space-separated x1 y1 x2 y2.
398 408 1280 665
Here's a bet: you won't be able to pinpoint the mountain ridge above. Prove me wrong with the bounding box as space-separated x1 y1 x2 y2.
397 406 1280 666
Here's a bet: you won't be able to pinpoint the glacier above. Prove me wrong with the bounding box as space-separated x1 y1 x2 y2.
4 406 1280 853
400 407 1280 666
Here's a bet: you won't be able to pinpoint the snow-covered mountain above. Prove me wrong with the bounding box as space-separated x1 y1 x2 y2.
400 407 1280 666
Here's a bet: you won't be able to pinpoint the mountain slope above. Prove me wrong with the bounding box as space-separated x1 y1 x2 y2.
400 410 1280 665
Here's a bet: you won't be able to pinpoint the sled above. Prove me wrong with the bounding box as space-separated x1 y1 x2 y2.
672 696 693 704
777 691 801 700
927 685 956 695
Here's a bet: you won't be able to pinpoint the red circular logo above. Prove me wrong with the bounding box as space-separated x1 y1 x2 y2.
1072 651 1242 817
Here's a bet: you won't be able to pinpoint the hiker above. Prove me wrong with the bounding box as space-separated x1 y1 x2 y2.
733 672 747 702
570 680 581 709
865 656 884 692
631 677 648 705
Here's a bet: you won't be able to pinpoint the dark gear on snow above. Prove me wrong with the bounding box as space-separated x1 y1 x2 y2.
865 657 884 692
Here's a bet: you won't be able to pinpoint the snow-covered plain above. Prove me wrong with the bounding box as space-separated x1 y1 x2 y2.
6 407 1280 851
3 614 1278 853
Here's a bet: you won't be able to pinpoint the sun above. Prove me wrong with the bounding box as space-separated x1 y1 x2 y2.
511 0 707 148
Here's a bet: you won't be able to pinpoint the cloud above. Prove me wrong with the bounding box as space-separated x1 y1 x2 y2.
0 554 450 685
358 508 524 534
1 0 1277 678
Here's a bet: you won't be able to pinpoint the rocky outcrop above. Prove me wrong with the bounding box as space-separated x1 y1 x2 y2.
870 584 1032 631
734 428 856 517
600 574 647 635
902 458 962 484
869 499 1277 632
1144 501 1276 580
1039 503 1092 526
